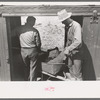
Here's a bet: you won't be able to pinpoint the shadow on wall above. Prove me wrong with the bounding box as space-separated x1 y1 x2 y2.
11 49 25 81
82 43 96 81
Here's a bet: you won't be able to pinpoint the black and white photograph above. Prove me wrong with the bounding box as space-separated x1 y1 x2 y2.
0 1 100 98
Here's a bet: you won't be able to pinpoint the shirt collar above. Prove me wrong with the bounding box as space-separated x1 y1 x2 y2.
69 21 74 27
65 21 74 28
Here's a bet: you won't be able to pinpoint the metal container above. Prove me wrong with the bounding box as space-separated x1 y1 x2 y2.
42 62 64 75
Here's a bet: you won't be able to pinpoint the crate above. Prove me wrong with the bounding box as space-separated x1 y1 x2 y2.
42 62 64 75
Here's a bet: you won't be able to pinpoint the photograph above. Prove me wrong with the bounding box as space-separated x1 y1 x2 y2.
0 1 100 98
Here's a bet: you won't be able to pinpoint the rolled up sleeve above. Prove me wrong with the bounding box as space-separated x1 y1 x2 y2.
66 23 82 52
35 30 41 48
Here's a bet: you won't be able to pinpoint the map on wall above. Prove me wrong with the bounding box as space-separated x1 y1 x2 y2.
21 16 65 51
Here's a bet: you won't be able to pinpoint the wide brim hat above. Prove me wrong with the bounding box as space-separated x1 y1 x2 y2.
57 9 72 22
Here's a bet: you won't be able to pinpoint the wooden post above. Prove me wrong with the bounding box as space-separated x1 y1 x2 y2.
0 17 11 81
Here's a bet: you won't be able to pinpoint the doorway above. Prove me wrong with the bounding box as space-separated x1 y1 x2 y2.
6 17 25 81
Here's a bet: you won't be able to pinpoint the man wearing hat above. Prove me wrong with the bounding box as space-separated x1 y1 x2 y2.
13 16 41 81
57 9 83 80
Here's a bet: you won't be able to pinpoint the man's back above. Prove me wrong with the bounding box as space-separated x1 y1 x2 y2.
16 24 41 48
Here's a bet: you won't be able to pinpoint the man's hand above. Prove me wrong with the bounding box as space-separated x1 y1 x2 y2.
64 48 69 55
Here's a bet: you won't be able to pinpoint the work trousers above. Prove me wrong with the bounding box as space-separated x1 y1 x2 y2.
21 47 39 81
67 50 83 81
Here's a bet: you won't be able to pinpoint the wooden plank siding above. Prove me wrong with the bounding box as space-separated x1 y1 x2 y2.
0 17 11 81
82 16 100 80
0 5 100 16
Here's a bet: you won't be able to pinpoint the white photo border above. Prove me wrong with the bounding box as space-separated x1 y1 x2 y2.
0 1 100 98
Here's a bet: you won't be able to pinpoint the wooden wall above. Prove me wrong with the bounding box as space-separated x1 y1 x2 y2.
0 17 11 81
82 16 100 80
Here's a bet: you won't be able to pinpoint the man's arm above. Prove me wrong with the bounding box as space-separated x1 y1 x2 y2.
64 23 82 54
35 30 41 50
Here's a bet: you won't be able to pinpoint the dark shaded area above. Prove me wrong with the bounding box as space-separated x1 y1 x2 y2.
39 47 60 62
82 43 96 80
6 17 25 81
71 16 83 27
11 50 25 81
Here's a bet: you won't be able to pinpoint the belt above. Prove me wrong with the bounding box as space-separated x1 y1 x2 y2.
21 47 36 49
